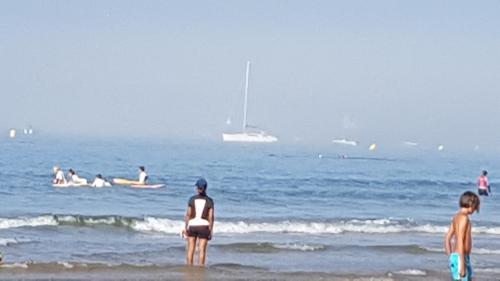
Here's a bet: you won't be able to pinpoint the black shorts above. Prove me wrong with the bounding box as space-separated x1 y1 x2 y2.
188 226 211 240
478 189 489 196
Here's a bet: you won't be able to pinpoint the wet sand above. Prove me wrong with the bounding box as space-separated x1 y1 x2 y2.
0 263 466 281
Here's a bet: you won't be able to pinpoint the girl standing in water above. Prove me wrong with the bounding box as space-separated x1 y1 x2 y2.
183 178 215 266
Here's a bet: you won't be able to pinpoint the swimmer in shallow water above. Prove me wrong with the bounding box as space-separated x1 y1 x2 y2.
477 170 491 196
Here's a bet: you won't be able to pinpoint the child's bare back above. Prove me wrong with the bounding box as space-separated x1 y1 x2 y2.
446 212 471 255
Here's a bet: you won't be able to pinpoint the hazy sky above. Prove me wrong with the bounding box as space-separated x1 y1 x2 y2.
1 1 499 147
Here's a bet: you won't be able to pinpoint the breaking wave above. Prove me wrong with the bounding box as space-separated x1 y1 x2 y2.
2 215 500 236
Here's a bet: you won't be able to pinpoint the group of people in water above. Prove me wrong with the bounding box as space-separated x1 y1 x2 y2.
52 166 148 187
41 167 500 277
182 170 491 272
51 165 213 265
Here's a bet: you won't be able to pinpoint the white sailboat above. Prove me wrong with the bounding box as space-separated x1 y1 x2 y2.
332 114 358 146
222 61 278 143
403 141 419 146
332 138 358 146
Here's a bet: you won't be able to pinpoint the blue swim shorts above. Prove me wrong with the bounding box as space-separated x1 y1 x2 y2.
449 253 473 281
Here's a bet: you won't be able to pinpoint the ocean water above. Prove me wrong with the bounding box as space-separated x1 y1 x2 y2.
1 136 500 277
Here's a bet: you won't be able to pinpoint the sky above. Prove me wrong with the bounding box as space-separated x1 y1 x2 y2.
1 1 499 148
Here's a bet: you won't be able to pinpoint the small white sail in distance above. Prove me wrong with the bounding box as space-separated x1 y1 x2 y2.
369 143 377 151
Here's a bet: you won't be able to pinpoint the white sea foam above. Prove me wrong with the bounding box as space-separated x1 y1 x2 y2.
272 243 325 251
130 218 451 235
82 218 500 234
0 238 18 246
423 247 500 255
131 217 183 233
0 216 57 230
421 247 442 253
474 248 500 255
213 220 446 235
475 226 500 235
392 269 426 276
2 215 500 236
0 263 29 269
57 215 123 225
57 261 74 269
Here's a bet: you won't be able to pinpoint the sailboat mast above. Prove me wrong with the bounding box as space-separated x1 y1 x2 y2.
243 61 250 132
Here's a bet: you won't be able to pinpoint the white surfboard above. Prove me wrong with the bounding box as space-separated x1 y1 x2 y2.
130 184 165 189
52 183 90 188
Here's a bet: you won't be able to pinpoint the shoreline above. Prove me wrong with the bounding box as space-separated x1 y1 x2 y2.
0 263 461 281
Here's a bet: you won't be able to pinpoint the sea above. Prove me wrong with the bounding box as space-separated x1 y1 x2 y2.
1 136 500 278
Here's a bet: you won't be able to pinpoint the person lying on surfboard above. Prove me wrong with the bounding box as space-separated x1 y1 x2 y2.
52 166 67 184
68 169 88 185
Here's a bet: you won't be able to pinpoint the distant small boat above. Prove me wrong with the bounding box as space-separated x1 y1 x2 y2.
9 129 16 139
23 125 33 135
438 144 445 151
332 138 358 146
369 143 377 151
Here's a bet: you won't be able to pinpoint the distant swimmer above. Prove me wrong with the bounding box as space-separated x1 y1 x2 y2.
52 166 67 184
477 170 491 196
138 166 148 184
183 178 214 266
91 174 111 188
68 169 88 185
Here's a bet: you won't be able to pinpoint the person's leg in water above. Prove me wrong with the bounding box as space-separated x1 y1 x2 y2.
198 238 208 265
478 189 488 196
187 236 197 265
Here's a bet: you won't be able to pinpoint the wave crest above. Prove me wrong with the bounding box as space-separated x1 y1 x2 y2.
1 215 500 236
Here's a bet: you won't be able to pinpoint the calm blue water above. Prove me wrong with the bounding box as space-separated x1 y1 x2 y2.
1 136 500 276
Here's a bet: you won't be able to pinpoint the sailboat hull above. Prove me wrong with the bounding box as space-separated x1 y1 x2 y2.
332 139 358 146
222 133 278 143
